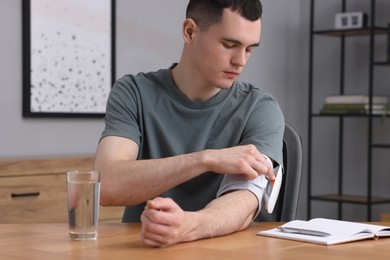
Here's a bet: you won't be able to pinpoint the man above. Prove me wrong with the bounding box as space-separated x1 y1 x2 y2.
94 0 284 247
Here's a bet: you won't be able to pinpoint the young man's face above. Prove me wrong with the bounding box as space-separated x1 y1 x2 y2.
191 8 261 90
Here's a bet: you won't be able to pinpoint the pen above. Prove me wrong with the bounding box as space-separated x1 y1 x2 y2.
278 227 331 237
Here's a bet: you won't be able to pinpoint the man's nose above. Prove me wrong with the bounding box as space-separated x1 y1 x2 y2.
231 49 248 68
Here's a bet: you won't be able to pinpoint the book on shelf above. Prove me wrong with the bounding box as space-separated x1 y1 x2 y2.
325 95 388 105
320 104 389 115
323 103 388 110
320 95 390 115
257 218 390 246
320 108 389 115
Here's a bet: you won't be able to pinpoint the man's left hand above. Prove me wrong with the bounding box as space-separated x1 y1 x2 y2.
140 197 194 247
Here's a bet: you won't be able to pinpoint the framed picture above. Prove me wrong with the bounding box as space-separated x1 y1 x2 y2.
22 0 116 118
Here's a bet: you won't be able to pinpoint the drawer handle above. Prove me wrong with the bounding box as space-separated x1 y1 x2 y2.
11 192 40 198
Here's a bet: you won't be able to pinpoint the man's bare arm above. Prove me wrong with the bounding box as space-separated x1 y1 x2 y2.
140 189 258 247
94 136 209 206
95 136 274 206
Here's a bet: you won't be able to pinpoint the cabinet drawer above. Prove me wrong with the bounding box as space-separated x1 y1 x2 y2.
0 175 124 223
0 175 68 223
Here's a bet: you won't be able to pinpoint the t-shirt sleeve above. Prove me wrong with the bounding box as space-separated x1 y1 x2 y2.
240 93 285 167
100 76 142 146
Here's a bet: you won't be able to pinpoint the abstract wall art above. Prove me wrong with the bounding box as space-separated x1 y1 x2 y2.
22 0 115 117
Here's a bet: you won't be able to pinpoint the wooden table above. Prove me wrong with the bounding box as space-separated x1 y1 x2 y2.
0 222 389 259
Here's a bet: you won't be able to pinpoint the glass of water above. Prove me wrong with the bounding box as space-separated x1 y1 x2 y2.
67 170 100 241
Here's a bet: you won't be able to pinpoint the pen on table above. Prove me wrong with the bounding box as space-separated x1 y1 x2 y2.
278 227 331 237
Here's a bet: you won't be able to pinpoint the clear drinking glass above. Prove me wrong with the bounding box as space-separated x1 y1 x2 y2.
67 170 100 240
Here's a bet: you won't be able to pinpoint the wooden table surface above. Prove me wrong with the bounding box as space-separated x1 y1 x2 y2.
0 222 389 260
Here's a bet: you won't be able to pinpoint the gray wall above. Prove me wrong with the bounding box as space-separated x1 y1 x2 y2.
0 0 308 158
5 0 389 221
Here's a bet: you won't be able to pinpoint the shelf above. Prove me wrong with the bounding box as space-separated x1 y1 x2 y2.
311 194 390 204
314 27 388 37
374 61 390 66
372 144 390 149
312 113 389 117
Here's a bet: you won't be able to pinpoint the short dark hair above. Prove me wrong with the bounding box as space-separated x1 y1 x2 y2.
186 0 263 31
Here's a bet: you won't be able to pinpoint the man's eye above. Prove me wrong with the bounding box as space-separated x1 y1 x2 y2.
222 42 235 48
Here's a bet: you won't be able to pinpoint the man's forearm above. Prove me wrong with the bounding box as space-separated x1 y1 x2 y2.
97 152 208 206
182 190 258 242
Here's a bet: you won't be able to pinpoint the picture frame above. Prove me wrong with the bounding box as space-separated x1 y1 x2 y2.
22 0 116 118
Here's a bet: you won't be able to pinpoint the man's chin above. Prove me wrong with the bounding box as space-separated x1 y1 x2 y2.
216 81 235 90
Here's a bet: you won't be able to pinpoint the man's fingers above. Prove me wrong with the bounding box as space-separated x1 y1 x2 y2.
265 168 276 182
147 197 176 212
146 199 158 210
144 197 179 225
246 157 273 180
258 155 275 181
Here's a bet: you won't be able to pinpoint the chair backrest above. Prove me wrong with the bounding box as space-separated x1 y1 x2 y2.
255 123 303 222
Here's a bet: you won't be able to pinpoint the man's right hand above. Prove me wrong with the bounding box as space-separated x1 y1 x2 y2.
203 144 274 181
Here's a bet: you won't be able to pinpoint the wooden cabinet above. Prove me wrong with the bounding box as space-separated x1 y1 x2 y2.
0 157 124 223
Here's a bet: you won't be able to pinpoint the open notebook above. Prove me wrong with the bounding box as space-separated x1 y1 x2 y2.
257 218 390 245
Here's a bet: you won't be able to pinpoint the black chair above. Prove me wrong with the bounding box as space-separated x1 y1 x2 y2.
255 123 303 222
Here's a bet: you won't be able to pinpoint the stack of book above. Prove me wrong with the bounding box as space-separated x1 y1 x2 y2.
320 95 389 115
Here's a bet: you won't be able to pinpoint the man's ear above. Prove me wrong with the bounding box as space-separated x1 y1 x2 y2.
182 18 198 43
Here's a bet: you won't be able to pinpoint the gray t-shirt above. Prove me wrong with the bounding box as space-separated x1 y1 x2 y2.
101 64 285 222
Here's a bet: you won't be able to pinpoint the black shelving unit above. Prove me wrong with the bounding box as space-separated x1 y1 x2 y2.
308 0 390 221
